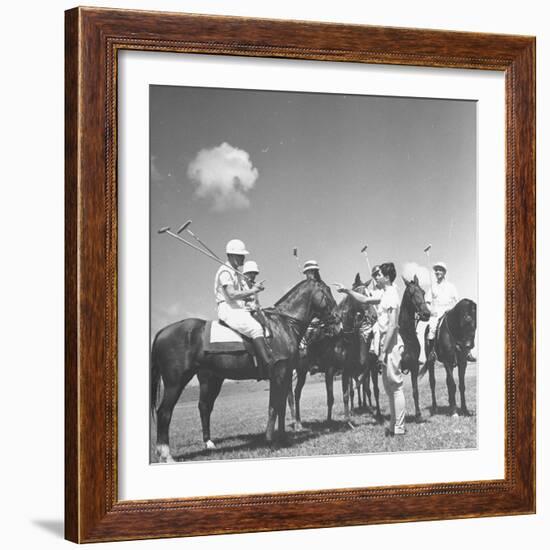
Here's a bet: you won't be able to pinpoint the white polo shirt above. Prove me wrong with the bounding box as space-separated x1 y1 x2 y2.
376 284 400 334
214 262 245 307
427 279 458 316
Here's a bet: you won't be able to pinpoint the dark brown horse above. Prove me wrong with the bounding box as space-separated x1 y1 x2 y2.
398 275 431 419
420 298 477 416
287 275 378 429
150 278 336 462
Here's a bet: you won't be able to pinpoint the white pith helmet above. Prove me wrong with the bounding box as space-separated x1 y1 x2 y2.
433 261 448 272
243 260 259 274
303 260 319 273
226 239 249 255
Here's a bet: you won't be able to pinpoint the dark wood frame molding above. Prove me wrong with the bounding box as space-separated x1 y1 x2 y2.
65 6 536 543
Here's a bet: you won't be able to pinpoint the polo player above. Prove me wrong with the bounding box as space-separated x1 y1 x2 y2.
242 260 261 312
303 260 321 282
214 240 272 379
426 261 458 359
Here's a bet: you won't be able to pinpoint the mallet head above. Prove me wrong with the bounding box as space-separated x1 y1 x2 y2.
158 226 171 234
361 245 368 253
177 220 192 235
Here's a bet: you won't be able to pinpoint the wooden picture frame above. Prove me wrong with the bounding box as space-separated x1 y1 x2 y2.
65 6 535 543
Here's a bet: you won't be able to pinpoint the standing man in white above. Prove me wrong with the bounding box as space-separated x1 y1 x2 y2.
335 262 406 436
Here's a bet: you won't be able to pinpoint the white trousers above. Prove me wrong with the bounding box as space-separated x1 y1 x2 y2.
382 344 406 435
427 312 443 339
217 302 264 339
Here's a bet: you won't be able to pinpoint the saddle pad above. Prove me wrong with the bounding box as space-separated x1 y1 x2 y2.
204 321 247 353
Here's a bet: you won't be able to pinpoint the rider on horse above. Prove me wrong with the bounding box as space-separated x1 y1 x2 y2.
242 260 261 311
214 239 272 379
426 261 458 361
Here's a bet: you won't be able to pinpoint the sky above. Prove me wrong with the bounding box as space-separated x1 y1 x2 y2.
150 85 477 336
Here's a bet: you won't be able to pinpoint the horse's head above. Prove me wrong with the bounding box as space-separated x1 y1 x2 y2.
275 278 338 329
402 274 430 321
312 280 338 323
456 299 477 350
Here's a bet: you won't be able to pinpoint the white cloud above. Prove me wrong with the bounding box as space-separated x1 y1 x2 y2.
402 262 431 289
187 142 259 211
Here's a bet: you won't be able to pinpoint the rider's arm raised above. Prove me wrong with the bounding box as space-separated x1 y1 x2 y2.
339 288 381 305
223 284 263 301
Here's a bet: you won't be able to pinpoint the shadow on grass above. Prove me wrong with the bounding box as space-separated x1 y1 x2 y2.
428 405 476 417
174 419 356 461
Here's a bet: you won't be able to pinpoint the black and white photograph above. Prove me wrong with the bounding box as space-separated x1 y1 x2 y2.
149 85 478 464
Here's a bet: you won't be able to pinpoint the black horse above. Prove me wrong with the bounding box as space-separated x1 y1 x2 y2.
398 275 432 419
352 275 382 418
150 278 336 462
420 298 477 416
287 274 378 429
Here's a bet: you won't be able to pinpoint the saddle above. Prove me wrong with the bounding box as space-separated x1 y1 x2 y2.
203 311 272 355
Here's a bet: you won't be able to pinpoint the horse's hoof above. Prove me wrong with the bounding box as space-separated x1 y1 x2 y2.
293 422 303 432
205 440 216 450
460 408 471 417
156 444 175 463
415 412 423 422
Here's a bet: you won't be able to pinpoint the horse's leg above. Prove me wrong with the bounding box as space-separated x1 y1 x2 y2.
457 353 470 416
356 376 364 409
326 368 335 422
341 370 351 422
265 362 290 444
156 374 193 463
359 342 372 408
293 367 308 431
287 371 296 429
411 362 422 420
364 364 373 409
349 375 355 412
444 362 458 417
276 364 294 442
428 359 438 415
198 373 224 450
372 365 381 419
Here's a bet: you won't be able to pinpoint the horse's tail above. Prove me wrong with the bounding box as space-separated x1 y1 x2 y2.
150 334 162 421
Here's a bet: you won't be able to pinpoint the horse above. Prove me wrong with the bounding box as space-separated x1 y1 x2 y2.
398 274 432 419
420 299 477 416
150 278 337 462
287 274 378 430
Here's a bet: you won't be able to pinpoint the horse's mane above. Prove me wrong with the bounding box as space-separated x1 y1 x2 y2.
274 280 308 307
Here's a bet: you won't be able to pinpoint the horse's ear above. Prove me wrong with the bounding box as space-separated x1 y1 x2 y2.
402 276 409 286
413 274 419 285
354 272 362 287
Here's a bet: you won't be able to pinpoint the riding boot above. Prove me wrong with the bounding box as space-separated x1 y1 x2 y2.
252 337 273 381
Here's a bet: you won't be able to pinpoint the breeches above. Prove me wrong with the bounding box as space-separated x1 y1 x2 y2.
427 314 442 339
217 302 264 339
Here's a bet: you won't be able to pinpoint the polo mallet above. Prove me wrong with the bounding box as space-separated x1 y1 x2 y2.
293 247 302 276
361 245 372 276
158 226 252 283
424 244 432 263
177 219 220 261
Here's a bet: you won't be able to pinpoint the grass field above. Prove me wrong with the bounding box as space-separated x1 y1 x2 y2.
150 362 477 463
